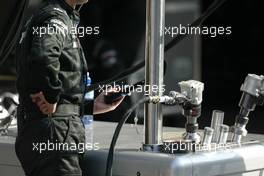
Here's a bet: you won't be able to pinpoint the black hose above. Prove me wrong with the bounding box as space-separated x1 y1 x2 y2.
105 97 151 176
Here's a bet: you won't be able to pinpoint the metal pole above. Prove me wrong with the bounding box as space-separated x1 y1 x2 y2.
143 0 165 150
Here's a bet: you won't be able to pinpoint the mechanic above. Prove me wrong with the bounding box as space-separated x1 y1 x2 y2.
15 0 124 175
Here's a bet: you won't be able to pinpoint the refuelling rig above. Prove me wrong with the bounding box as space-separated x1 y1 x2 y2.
83 0 264 175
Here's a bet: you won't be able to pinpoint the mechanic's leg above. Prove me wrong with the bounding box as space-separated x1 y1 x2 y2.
15 115 85 176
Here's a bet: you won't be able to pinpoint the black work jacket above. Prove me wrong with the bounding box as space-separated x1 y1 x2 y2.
16 0 90 113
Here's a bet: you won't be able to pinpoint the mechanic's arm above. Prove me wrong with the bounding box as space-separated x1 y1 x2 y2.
29 19 124 115
93 89 125 115
30 19 65 114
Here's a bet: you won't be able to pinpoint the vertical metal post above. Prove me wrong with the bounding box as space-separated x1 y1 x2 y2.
143 0 165 150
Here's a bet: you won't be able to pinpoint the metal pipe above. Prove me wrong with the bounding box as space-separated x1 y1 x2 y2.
211 110 224 142
144 0 165 147
218 124 229 144
202 127 214 145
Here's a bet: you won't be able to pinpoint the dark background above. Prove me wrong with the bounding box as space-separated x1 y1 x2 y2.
201 0 264 133
0 0 263 133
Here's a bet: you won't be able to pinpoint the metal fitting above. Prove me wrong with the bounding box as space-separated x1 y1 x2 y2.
178 80 204 143
218 125 229 144
241 74 263 97
231 123 248 143
178 80 204 105
149 96 161 104
210 110 224 142
202 127 214 145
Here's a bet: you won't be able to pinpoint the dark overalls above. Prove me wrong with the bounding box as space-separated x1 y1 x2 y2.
15 0 92 175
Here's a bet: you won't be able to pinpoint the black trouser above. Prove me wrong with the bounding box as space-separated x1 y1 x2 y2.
15 105 85 176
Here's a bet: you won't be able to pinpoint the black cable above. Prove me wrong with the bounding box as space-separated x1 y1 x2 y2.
165 0 228 52
86 0 228 92
0 0 29 66
77 4 84 12
86 61 144 91
105 97 151 176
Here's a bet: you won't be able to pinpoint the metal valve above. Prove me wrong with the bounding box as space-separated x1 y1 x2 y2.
231 74 264 143
179 80 204 143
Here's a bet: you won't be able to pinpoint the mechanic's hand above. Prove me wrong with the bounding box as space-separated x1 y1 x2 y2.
30 91 57 116
93 88 125 115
